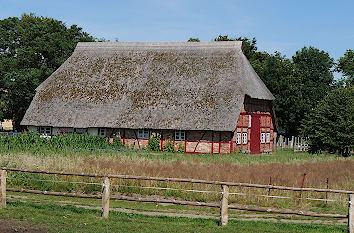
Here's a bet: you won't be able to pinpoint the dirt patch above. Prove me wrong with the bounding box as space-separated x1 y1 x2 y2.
0 219 47 233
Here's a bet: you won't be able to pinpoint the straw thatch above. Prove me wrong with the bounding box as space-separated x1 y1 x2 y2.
21 41 274 131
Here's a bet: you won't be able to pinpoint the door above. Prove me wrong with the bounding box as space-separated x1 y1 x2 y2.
250 115 261 154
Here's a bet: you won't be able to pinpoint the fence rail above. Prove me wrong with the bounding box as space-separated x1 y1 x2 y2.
275 136 309 152
0 167 353 231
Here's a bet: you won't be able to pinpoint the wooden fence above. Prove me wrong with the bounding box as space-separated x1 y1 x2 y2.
0 167 353 231
274 136 309 152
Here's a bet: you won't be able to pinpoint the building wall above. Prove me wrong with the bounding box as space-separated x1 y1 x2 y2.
27 97 275 154
232 96 275 153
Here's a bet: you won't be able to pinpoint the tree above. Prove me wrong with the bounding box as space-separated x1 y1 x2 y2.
214 35 257 59
251 52 302 136
187 37 200 42
336 49 354 86
302 86 353 156
292 46 334 111
0 13 94 128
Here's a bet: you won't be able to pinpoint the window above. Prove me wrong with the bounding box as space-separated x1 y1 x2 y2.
138 129 149 139
261 133 266 143
39 127 51 135
242 132 247 144
175 130 185 141
248 115 252 128
236 132 242 145
99 128 106 136
75 128 87 134
266 133 270 143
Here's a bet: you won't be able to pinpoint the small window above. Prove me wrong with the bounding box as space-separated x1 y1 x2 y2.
138 129 149 139
266 133 270 143
99 128 106 136
75 128 87 134
175 130 185 141
242 132 247 144
236 132 242 145
39 127 51 135
261 133 266 143
248 115 252 128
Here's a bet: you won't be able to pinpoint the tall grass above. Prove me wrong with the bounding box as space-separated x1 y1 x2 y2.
0 132 125 155
0 133 353 215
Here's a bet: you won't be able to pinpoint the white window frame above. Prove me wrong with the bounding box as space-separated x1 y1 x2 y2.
248 115 252 128
138 129 149 139
242 132 247 144
236 132 242 145
266 133 270 143
99 128 106 136
174 130 185 141
261 133 266 143
39 127 51 135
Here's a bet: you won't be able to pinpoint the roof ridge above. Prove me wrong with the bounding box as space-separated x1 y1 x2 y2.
75 41 242 50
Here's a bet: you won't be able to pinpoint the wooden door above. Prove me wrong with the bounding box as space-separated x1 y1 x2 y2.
250 115 261 154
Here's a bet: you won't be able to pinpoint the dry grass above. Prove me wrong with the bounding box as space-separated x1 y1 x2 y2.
1 152 353 214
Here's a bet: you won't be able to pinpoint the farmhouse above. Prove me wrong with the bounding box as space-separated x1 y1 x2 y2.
21 42 276 154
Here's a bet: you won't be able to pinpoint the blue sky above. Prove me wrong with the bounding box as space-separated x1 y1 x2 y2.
1 0 353 60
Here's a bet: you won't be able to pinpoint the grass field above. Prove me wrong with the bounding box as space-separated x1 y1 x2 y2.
0 134 352 232
0 200 347 233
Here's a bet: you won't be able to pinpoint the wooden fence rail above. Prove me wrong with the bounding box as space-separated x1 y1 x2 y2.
0 167 353 231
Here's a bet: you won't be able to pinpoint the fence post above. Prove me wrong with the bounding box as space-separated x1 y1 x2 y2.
349 194 353 233
0 169 6 208
102 177 110 218
220 184 229 226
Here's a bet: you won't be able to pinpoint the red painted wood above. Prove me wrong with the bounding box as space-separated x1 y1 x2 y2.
250 115 261 154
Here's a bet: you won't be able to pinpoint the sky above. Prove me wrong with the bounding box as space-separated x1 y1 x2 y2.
1 0 353 60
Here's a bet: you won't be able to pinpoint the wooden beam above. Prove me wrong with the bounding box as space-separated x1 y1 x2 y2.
349 194 354 233
110 194 220 207
228 204 347 218
102 177 110 218
193 131 206 153
220 185 229 226
2 167 353 194
7 188 101 199
0 170 6 207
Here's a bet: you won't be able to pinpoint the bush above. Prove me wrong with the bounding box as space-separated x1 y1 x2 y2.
0 132 125 154
148 136 161 151
163 141 175 152
302 86 354 156
177 142 184 153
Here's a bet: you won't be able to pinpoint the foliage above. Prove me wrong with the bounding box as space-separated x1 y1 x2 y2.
148 136 161 151
113 137 123 147
0 132 124 154
163 140 175 152
302 86 354 156
213 35 336 136
177 142 184 153
187 37 200 42
0 13 94 129
214 34 257 59
335 49 354 86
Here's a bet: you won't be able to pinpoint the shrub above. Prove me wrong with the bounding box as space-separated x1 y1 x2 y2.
302 86 354 156
148 136 161 151
177 142 184 153
163 141 175 152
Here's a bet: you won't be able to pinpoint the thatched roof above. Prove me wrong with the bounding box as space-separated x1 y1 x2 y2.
21 42 274 131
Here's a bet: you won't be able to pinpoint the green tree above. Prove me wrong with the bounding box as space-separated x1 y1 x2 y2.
251 52 302 135
187 37 200 42
214 35 257 59
292 47 334 111
0 13 94 129
302 86 353 156
336 49 354 86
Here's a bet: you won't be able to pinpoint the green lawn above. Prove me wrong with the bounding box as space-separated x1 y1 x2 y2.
0 200 347 233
